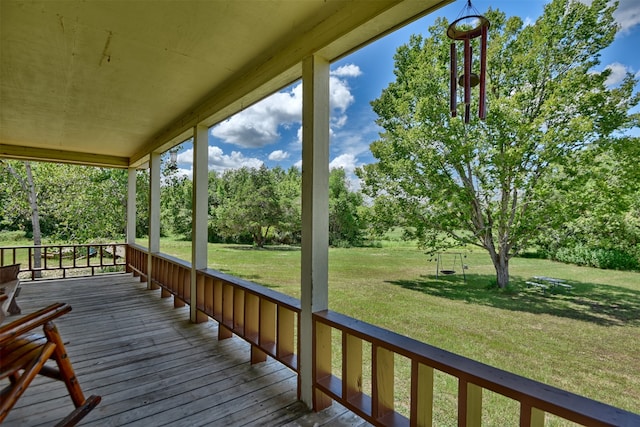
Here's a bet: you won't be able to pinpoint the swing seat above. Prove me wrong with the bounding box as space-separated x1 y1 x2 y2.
440 270 456 275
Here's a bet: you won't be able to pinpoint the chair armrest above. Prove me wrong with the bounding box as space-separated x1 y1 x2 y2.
0 303 71 345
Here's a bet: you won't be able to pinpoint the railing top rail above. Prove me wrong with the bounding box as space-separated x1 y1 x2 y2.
201 267 301 312
0 243 126 250
129 247 301 312
314 309 640 427
127 243 148 253
152 252 191 269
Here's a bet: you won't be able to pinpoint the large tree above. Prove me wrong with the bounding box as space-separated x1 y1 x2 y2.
329 168 366 247
357 0 639 287
215 166 286 247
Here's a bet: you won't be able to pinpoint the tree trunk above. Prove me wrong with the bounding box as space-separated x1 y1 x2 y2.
493 252 510 289
25 162 42 278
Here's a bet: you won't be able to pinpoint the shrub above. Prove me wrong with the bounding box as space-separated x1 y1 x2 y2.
552 244 639 271
0 230 28 242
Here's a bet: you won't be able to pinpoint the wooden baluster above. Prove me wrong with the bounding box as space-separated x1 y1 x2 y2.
411 361 434 427
244 292 259 343
222 283 234 334
458 379 482 427
204 276 214 315
313 320 333 411
196 273 208 322
277 306 296 369
373 345 394 421
255 299 275 363
520 404 545 427
233 288 245 332
343 333 364 411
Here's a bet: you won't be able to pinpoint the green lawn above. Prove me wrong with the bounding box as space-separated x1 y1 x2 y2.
156 238 640 423
5 235 639 423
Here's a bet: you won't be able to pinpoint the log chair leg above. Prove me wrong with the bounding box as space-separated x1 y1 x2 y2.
0 342 57 423
43 322 86 408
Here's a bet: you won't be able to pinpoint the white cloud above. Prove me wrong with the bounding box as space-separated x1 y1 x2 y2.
576 0 640 34
268 149 290 161
178 146 263 174
329 153 362 190
613 0 640 34
331 64 362 78
211 86 302 148
211 65 362 149
604 62 630 86
329 153 358 172
329 75 355 113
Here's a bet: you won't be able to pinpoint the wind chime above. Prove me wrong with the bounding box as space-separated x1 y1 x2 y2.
447 0 490 123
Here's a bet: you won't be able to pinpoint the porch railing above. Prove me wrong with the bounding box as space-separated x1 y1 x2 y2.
124 244 300 374
120 244 638 426
0 243 126 280
313 310 637 427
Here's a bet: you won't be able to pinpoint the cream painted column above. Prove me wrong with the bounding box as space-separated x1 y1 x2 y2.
148 152 161 290
126 167 137 245
300 54 330 408
191 125 209 323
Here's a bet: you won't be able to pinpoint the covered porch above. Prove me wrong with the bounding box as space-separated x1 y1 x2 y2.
2 0 639 425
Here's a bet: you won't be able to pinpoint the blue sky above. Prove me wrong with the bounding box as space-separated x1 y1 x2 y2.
176 0 640 185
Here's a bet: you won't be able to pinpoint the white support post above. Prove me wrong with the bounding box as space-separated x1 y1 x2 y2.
126 167 137 245
148 151 161 290
191 125 209 323
299 54 330 408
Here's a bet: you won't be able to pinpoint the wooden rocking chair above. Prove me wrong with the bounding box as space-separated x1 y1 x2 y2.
0 303 101 426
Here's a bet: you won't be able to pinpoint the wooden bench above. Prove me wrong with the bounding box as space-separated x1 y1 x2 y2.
0 264 21 324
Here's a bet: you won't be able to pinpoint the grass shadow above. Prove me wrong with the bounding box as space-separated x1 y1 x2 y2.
387 274 640 326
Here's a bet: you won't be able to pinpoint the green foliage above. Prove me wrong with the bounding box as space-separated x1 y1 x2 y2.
533 139 640 269
136 170 150 238
357 0 638 287
214 166 294 247
0 230 28 242
551 245 639 271
0 161 128 243
328 168 366 247
1 159 367 247
160 173 192 239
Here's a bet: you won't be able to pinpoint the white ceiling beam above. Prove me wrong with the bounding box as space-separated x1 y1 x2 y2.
0 144 129 168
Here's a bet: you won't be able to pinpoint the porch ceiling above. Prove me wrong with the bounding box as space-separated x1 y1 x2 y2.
0 0 450 168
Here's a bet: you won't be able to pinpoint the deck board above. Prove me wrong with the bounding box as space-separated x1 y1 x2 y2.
1 273 368 426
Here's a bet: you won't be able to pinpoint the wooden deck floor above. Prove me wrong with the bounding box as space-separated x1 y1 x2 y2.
2 273 368 426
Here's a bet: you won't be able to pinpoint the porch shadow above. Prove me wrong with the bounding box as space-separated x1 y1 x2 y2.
386 274 640 326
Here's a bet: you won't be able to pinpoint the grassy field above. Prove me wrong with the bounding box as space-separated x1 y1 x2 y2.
4 235 639 423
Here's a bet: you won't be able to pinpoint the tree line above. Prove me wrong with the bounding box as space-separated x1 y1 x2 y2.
0 161 367 248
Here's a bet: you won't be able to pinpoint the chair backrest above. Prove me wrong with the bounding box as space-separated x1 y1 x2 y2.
0 264 20 284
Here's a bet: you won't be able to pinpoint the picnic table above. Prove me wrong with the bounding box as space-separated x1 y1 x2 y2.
526 276 572 291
